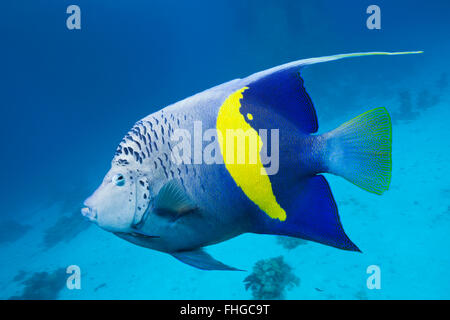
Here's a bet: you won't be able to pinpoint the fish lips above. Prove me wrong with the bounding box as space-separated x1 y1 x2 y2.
81 206 98 223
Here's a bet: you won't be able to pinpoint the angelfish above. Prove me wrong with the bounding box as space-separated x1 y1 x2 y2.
82 52 421 270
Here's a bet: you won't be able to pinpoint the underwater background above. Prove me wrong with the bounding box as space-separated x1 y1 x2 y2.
1 0 449 299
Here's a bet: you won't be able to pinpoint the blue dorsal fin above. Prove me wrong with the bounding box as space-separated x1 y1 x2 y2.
242 68 318 133
253 175 360 252
240 51 423 133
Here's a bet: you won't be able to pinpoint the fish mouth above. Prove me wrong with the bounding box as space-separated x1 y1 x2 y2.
81 206 97 222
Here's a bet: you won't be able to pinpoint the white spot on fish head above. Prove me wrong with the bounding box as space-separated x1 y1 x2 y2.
134 176 151 225
82 167 140 232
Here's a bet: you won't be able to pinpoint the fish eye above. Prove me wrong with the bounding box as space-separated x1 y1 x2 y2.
113 174 125 186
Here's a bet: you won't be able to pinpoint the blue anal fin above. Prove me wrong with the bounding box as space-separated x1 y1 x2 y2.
257 175 360 252
171 249 244 271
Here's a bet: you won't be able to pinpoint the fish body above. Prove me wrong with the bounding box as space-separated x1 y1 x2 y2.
83 52 421 270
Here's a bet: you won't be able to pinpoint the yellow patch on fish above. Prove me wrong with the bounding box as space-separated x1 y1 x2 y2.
216 87 286 221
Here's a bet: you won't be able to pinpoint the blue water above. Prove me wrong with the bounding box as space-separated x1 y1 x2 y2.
1 0 449 299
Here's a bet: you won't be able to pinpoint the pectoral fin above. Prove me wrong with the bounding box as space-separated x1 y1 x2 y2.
115 230 160 240
130 229 160 239
154 180 197 217
171 249 243 271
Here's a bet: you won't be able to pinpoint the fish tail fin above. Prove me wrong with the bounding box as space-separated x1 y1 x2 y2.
251 107 392 251
324 107 392 195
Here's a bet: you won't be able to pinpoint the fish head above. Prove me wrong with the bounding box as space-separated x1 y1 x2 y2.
82 166 151 233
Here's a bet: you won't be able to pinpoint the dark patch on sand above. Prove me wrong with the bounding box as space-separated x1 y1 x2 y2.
392 90 420 123
354 289 369 300
9 268 66 300
12 270 27 283
42 209 91 250
0 219 31 244
393 73 447 124
276 236 308 250
94 283 107 292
